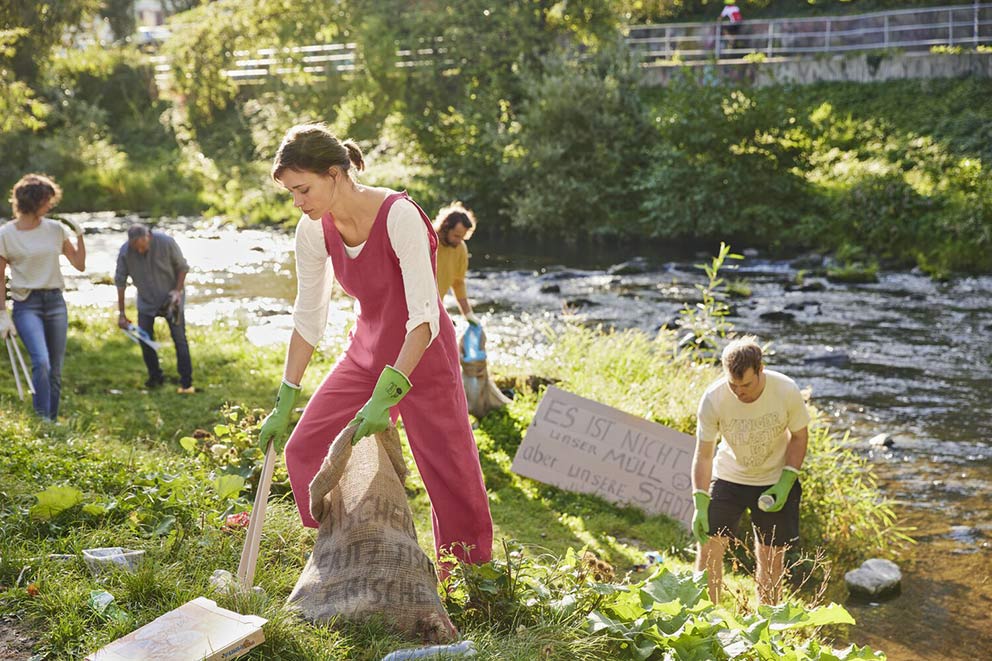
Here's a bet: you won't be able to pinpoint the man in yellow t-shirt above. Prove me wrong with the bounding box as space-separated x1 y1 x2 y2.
691 336 810 605
433 202 478 324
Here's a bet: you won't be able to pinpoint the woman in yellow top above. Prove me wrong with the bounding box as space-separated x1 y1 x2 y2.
432 202 477 324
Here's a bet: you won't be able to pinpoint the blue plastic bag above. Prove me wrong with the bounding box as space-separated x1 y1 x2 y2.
461 323 486 362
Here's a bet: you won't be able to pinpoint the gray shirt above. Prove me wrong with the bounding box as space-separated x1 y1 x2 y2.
114 231 189 316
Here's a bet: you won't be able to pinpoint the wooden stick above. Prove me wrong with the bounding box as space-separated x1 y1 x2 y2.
6 337 23 401
237 442 276 589
11 336 34 394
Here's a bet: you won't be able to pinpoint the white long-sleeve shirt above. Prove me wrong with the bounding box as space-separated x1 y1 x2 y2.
292 197 440 348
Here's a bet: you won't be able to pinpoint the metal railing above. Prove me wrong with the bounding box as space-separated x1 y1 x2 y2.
152 3 992 86
627 2 992 62
151 39 451 86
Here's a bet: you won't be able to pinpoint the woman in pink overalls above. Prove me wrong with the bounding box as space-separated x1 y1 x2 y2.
257 123 493 565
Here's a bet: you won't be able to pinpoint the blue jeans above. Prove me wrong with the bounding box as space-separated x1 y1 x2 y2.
12 289 68 420
138 309 193 388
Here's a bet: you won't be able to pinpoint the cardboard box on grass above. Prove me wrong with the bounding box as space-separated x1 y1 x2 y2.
85 597 266 661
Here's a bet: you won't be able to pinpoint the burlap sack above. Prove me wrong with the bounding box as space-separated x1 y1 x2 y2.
459 327 510 419
286 424 457 644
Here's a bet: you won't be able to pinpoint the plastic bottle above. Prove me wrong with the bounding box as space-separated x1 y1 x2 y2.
380 640 476 661
757 494 775 511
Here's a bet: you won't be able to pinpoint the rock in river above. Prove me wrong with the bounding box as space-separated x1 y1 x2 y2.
845 558 902 599
759 310 796 322
607 257 652 275
868 433 894 448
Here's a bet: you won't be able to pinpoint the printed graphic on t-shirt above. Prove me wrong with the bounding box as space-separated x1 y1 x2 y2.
722 412 784 468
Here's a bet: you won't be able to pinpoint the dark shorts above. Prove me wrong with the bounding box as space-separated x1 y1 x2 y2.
708 477 801 547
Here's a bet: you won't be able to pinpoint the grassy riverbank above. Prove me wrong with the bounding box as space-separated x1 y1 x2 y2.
0 310 897 659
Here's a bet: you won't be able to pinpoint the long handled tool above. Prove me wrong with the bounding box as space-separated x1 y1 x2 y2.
6 335 34 401
237 442 276 589
12 335 33 395
6 336 22 400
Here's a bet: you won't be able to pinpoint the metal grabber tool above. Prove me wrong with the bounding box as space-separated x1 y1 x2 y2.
5 335 34 401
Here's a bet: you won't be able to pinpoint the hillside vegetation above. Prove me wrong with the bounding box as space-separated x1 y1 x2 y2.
3 2 990 275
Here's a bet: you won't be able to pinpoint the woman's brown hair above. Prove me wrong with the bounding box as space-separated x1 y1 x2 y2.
10 173 62 216
432 201 476 241
271 123 364 181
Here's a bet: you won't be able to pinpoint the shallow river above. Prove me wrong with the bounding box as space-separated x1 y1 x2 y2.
63 214 992 659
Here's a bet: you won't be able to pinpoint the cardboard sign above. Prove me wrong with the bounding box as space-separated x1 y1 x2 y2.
511 386 695 528
86 597 266 661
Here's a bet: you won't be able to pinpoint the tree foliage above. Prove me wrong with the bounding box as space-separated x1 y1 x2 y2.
503 44 653 238
0 29 50 133
0 0 102 82
639 73 818 246
100 0 136 42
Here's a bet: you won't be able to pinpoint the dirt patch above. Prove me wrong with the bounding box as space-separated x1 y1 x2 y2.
0 616 35 661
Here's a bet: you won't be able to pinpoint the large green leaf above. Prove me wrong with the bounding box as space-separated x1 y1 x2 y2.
29 486 83 520
603 587 649 621
802 640 887 661
666 625 725 661
760 602 856 631
82 502 108 516
718 627 755 658
587 610 633 635
640 568 708 610
212 475 245 500
153 515 176 536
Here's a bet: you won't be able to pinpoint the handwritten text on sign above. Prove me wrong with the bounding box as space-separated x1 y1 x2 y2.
511 386 695 528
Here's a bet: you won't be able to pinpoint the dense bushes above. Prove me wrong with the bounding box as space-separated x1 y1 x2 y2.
502 45 653 238
633 78 992 273
639 76 818 246
0 45 202 216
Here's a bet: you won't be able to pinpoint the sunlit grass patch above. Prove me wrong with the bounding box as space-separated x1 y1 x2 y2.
0 307 894 658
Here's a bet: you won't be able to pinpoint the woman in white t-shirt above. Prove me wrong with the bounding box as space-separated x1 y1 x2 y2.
0 174 86 420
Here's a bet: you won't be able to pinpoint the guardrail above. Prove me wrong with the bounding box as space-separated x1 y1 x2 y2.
627 2 992 62
151 3 992 86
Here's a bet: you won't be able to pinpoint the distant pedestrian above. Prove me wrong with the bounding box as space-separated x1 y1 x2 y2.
718 0 743 54
114 224 194 393
433 202 478 325
0 173 86 421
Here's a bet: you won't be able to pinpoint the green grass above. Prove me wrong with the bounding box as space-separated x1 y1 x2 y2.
0 311 894 659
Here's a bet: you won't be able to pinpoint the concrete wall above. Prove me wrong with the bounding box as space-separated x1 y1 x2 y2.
641 51 992 87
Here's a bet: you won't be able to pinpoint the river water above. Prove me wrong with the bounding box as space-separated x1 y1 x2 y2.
62 214 992 659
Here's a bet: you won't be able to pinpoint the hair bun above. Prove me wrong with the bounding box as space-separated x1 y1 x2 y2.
343 140 365 172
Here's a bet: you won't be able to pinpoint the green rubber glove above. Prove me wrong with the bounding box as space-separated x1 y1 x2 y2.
692 490 711 545
257 381 300 453
349 366 411 444
760 466 800 513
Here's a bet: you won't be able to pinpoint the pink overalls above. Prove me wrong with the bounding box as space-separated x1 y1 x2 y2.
284 192 494 565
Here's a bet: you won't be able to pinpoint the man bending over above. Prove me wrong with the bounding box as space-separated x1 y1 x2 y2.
691 336 810 604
